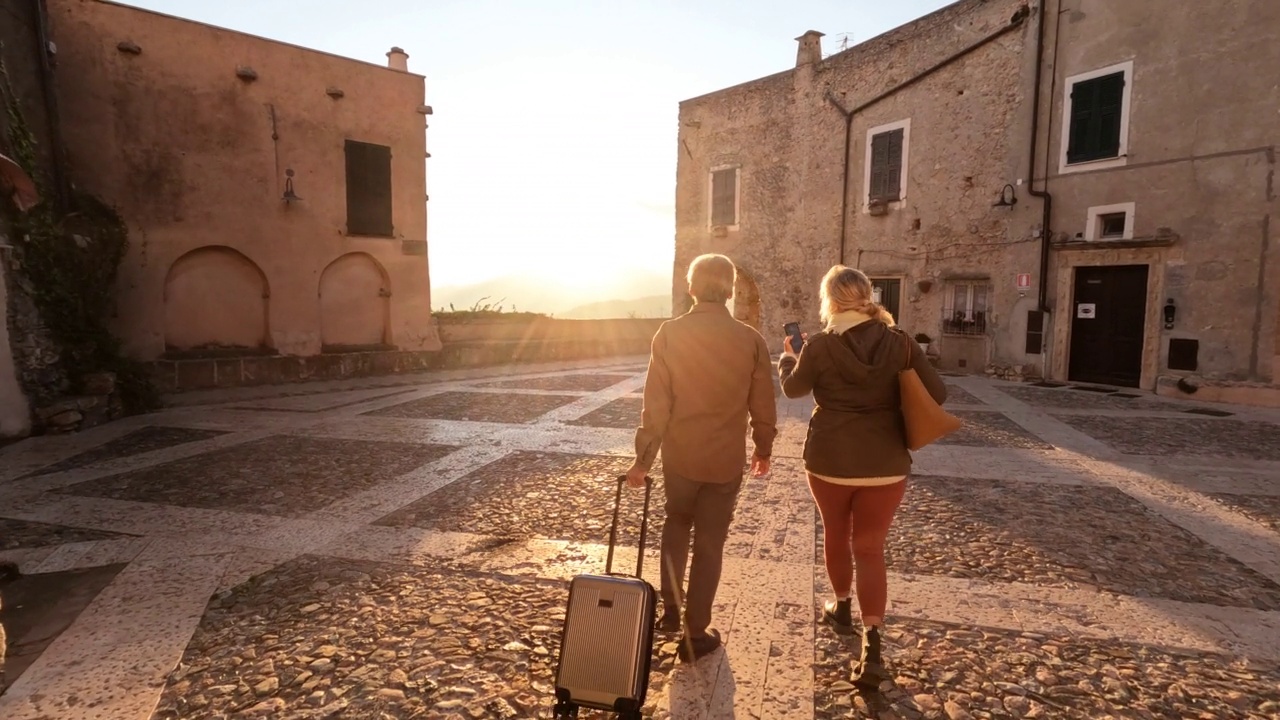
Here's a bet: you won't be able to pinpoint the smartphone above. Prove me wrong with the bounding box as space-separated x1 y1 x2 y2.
783 322 804 353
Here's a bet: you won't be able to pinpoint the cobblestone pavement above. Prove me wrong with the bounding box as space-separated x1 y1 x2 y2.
2 356 1279 719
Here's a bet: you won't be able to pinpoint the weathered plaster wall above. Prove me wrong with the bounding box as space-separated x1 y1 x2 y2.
675 0 1036 360
1039 0 1280 387
46 0 438 362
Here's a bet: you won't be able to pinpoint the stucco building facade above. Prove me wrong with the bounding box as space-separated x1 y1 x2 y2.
48 0 439 363
674 0 1280 401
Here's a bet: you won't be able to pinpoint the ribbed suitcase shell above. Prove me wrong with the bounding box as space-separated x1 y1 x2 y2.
555 573 655 710
553 476 656 717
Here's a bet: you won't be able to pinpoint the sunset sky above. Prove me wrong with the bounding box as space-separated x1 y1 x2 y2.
125 0 952 291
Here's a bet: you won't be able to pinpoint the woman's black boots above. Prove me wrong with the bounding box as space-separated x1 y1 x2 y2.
823 598 855 634
851 625 888 692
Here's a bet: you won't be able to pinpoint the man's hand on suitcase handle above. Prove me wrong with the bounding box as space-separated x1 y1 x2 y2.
625 463 649 489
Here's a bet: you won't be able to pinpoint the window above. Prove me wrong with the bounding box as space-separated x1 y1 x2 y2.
869 130 903 201
863 119 909 209
1099 213 1126 238
710 167 738 226
345 140 393 237
1085 202 1135 241
1060 61 1133 172
942 282 990 336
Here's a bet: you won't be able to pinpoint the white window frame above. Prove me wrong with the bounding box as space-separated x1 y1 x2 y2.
1085 201 1136 241
942 281 991 336
708 165 740 229
862 118 910 213
1059 60 1134 175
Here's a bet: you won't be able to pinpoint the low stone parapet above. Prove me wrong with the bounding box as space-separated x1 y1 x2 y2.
149 317 665 393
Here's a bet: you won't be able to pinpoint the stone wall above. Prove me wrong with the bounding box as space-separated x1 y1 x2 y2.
45 0 439 361
675 0 1037 373
150 317 664 393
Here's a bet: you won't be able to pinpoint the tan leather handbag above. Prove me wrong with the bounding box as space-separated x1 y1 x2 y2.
899 333 962 450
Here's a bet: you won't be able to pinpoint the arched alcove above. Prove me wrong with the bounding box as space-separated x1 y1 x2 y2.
318 252 390 350
163 246 269 352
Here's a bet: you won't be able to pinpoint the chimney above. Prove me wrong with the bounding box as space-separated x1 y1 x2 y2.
386 46 409 72
795 30 824 67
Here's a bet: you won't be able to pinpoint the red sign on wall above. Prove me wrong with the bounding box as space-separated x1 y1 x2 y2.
1016 273 1032 290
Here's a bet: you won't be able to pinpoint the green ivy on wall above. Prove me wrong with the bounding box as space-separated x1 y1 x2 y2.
1 51 157 412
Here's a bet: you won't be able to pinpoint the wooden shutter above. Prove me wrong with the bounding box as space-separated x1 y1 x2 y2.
1066 72 1125 164
711 168 736 225
345 140 394 236
869 129 903 201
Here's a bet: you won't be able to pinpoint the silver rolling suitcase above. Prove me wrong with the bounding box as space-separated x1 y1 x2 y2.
553 475 657 719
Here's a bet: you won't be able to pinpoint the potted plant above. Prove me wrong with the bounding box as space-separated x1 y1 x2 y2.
913 333 933 354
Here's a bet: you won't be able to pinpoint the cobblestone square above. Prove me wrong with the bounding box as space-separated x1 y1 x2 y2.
363 390 581 423
939 411 1054 450
0 518 133 551
23 426 228 477
374 451 666 551
880 476 1280 609
2 359 1279 720
566 397 644 429
56 436 457 518
1056 415 1280 460
474 373 638 392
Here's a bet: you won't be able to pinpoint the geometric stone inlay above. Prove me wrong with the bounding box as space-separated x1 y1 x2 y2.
55 436 457 518
1054 415 1280 461
362 391 579 424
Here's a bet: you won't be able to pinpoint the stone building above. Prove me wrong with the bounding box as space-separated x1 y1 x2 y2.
47 0 439 366
674 0 1280 402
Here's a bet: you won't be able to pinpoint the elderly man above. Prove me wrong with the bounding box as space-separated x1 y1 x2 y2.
625 254 777 662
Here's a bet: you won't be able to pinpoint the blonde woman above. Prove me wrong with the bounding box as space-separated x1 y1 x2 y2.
777 265 946 691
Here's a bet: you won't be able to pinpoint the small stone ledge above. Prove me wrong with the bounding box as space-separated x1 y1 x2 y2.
985 363 1040 383
1052 230 1180 251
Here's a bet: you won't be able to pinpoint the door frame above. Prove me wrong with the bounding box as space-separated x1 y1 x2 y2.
868 275 906 327
1051 249 1165 390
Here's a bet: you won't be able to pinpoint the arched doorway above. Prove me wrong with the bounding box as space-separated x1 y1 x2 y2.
318 253 390 350
163 246 270 352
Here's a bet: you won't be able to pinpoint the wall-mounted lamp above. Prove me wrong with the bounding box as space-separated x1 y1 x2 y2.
1163 298 1176 330
992 183 1018 209
282 169 302 204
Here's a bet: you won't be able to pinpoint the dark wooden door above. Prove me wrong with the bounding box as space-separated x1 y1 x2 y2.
870 278 901 323
1068 264 1148 387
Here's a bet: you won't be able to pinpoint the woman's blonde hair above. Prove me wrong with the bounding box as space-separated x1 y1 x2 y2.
819 265 895 326
686 254 736 303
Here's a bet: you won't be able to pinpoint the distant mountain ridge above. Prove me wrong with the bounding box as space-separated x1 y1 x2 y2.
561 295 671 319
433 270 671 318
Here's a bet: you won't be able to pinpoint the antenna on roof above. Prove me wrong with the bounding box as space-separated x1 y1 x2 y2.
835 32 855 52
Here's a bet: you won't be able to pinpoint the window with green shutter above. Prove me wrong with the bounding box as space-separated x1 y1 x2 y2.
345 140 394 237
869 129 904 202
711 168 737 226
1066 71 1125 164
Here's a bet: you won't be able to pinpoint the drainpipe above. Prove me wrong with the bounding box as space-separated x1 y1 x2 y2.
32 0 68 212
825 7 1030 266
1027 0 1053 312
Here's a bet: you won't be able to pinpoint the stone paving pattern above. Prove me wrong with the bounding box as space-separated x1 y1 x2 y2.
879 476 1280 609
1 360 1279 720
363 390 581 423
1056 414 1280 461
0 518 133 551
57 436 457 518
22 426 228 477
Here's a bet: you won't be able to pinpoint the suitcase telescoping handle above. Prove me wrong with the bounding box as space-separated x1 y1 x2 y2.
605 475 652 579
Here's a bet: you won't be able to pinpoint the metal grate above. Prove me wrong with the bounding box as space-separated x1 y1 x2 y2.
942 282 990 336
